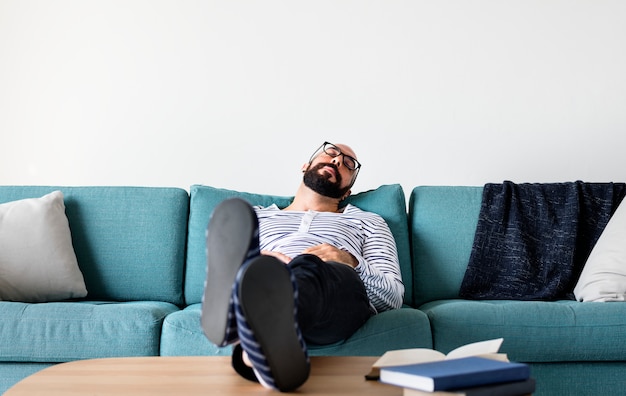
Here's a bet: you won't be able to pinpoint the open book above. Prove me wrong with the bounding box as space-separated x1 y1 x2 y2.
366 338 507 380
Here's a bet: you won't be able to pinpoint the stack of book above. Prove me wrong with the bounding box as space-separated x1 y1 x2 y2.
369 339 535 396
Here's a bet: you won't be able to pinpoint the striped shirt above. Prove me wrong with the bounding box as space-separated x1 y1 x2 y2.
254 204 404 313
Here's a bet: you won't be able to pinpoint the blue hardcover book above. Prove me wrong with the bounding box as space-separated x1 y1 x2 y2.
379 357 530 392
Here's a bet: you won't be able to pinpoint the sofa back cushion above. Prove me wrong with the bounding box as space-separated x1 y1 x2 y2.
0 186 189 305
409 186 482 306
185 184 412 306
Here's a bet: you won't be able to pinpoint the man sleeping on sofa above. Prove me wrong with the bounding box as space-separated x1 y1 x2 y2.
200 141 404 392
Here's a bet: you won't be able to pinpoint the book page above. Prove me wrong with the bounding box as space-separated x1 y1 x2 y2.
445 338 503 360
374 348 445 368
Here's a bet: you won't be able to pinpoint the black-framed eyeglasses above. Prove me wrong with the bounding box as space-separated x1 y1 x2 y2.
309 142 362 171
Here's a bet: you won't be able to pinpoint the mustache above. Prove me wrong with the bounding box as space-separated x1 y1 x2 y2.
311 162 339 175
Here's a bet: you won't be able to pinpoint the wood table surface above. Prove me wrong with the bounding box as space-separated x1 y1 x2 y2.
5 356 401 395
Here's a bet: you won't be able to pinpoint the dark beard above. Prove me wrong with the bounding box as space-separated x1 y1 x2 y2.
303 163 351 199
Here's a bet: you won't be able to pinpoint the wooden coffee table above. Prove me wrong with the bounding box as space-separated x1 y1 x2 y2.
5 356 400 395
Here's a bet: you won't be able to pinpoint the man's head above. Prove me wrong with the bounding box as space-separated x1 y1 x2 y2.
302 142 361 200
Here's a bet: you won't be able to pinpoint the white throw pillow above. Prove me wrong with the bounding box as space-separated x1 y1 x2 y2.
574 197 626 302
0 191 87 302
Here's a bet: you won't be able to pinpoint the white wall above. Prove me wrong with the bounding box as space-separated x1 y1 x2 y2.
1 0 625 197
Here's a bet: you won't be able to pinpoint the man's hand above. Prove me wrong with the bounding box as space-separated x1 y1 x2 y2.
302 243 358 268
261 250 292 264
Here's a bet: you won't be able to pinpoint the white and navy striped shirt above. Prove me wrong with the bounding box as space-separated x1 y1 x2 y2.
254 204 404 313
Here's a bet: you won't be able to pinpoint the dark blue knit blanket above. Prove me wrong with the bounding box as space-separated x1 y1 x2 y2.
459 181 626 301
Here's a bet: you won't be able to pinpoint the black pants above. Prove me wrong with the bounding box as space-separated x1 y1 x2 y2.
288 254 374 345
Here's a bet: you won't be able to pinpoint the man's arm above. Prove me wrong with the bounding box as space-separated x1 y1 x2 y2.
351 213 405 312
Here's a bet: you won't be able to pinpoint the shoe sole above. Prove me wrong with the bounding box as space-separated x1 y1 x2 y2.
238 257 310 392
201 198 258 346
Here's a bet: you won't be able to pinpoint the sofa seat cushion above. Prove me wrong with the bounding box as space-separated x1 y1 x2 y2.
421 299 626 362
307 307 433 356
160 304 234 357
0 362 53 395
0 301 179 362
161 304 432 357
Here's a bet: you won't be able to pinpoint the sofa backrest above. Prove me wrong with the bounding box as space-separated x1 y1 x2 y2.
409 186 483 306
0 186 189 305
185 184 412 306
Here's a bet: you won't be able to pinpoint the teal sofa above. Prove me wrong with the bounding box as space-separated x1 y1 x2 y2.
2 184 625 395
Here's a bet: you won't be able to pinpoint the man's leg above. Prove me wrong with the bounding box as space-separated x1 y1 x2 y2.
234 256 310 392
289 254 375 345
201 198 259 347
200 198 309 392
